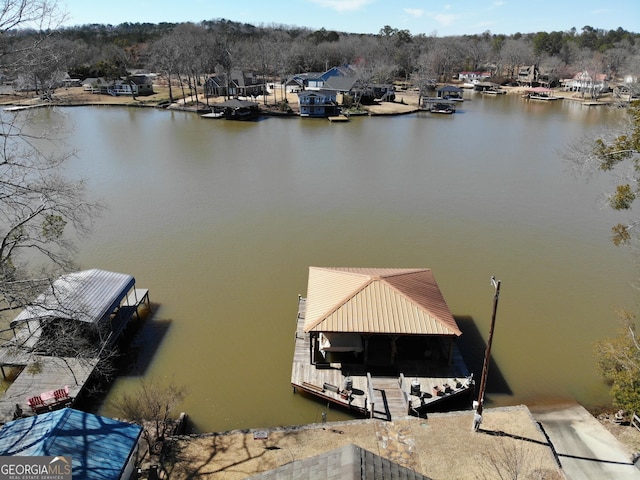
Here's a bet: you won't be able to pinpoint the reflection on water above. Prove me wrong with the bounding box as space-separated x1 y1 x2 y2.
25 95 637 432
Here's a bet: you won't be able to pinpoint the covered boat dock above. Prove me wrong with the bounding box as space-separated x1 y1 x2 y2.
291 267 474 421
523 87 562 100
0 269 149 423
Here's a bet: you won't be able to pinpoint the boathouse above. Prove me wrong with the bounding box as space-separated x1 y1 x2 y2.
0 268 149 423
291 267 473 421
435 85 464 101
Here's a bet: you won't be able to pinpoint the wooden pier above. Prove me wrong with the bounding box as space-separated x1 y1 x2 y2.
291 297 474 421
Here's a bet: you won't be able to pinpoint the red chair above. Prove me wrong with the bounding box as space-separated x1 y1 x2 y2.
53 386 69 401
27 395 45 412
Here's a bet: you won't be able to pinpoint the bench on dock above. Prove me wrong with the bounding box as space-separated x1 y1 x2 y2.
27 385 71 413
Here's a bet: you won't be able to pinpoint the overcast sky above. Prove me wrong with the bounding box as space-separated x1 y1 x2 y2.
59 0 639 36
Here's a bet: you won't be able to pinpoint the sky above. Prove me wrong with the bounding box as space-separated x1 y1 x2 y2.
58 0 639 36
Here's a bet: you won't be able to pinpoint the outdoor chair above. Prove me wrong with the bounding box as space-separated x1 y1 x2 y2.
27 395 45 412
53 386 69 401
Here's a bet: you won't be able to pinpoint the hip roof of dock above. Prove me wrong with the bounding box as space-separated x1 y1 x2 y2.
303 267 461 336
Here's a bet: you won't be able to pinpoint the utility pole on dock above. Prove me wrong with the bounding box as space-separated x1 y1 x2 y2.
473 276 501 432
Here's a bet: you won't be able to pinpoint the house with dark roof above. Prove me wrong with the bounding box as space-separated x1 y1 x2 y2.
247 443 432 479
0 408 142 480
285 65 358 92
204 70 264 98
323 75 359 94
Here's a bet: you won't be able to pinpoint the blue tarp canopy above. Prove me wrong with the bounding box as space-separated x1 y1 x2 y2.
0 408 142 480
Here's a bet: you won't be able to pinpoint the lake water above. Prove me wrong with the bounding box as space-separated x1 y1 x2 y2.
23 93 637 432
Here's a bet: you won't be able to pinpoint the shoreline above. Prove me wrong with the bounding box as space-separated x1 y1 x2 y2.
160 402 640 479
1 84 621 117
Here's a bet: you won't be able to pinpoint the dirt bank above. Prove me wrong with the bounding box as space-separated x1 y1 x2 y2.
157 406 562 479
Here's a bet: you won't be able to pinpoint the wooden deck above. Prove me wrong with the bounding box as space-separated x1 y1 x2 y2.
291 297 474 421
0 356 98 423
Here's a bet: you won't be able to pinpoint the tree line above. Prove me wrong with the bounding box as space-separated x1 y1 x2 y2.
3 18 640 100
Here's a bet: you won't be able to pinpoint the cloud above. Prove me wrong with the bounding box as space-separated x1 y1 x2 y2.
403 8 424 18
432 13 458 27
308 0 375 12
492 0 506 6
421 5 460 29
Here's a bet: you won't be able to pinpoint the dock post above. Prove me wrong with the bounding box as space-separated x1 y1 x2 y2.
473 277 501 432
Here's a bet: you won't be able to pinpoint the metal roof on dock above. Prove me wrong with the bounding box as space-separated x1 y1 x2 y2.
303 267 461 336
11 269 135 326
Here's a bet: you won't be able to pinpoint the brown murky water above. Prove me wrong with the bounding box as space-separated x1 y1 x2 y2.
24 94 636 432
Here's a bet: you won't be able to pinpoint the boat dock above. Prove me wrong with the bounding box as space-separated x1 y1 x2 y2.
0 270 149 424
291 297 474 420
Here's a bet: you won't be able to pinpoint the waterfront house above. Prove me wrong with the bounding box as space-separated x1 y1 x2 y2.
306 66 341 89
291 267 473 420
517 65 539 86
323 75 359 95
297 90 340 117
204 70 264 98
282 75 306 93
0 408 142 480
82 75 153 96
0 268 149 423
285 66 357 92
562 70 608 96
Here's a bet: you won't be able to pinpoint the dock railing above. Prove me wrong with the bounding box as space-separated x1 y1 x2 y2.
399 373 410 415
366 372 375 419
632 412 640 432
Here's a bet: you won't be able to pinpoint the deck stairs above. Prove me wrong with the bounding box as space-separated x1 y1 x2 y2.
370 376 408 421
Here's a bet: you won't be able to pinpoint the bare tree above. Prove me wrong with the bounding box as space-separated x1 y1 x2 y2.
111 378 188 456
0 113 102 313
13 36 78 99
148 33 182 103
474 436 562 480
0 0 103 313
499 38 533 79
